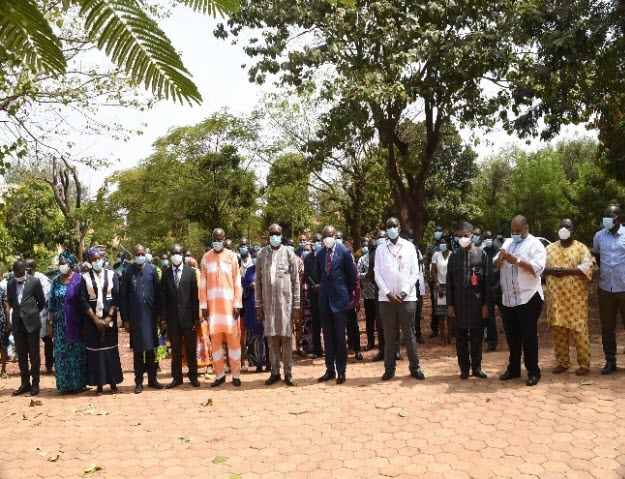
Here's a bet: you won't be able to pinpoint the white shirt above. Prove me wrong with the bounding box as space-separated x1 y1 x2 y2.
495 234 546 307
374 237 419 302
431 251 450 285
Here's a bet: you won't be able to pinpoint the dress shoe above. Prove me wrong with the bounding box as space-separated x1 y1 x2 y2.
355 352 363 361
416 333 425 344
232 378 241 387
486 344 496 352
148 381 164 390
526 376 540 387
472 370 488 379
190 378 201 388
429 331 438 338
460 371 469 380
166 380 183 389
12 384 31 396
96 386 104 395
499 371 520 381
317 371 336 382
255 366 263 373
265 374 282 386
371 352 384 362
336 374 346 385
395 352 402 361
381 370 395 381
284 375 296 386
552 365 568 374
134 384 143 394
111 384 118 393
576 367 590 376
30 385 40 396
210 376 226 388
364 343 375 351
411 368 425 380
601 361 617 375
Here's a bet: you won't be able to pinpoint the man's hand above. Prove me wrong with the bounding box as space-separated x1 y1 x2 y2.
482 305 489 320
438 288 445 299
448 306 456 318
94 318 105 334
233 307 240 320
505 253 518 265
202 309 209 320
256 306 264 322
123 321 130 333
498 249 507 261
386 292 402 305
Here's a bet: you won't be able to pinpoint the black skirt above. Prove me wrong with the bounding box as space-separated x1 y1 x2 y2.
83 314 124 386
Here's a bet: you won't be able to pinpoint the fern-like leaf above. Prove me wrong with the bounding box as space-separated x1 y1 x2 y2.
0 0 66 74
176 0 239 17
78 0 202 104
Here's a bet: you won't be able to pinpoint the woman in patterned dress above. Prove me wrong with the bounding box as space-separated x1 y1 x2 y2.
242 247 269 372
0 287 10 378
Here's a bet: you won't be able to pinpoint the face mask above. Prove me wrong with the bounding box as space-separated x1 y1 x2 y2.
458 237 472 248
323 237 336 249
361 246 369 255
59 264 71 274
434 231 443 240
171 254 183 266
184 256 193 264
313 242 322 252
471 235 481 245
299 242 306 249
335 238 343 245
376 237 386 246
252 257 257 266
558 227 571 241
302 251 310 258
286 245 295 252
14 275 26 283
269 235 282 248
145 253 153 263
439 244 448 252
134 255 147 265
212 241 224 252
239 247 248 256
511 234 523 244
161 259 170 267
91 260 104 272
386 227 400 240
484 239 493 248
603 217 615 230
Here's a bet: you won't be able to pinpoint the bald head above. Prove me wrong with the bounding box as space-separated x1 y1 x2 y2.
268 223 283 236
212 228 225 241
511 215 529 238
511 215 528 228
322 225 336 239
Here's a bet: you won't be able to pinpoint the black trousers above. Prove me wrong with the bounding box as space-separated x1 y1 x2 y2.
321 304 347 375
14 322 41 386
597 289 625 363
428 280 438 333
346 309 361 353
168 322 198 382
133 348 157 385
414 290 423 336
42 335 54 371
456 327 483 373
363 299 377 346
501 293 543 377
310 293 323 355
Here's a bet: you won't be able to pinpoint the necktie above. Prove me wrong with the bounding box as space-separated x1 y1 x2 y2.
326 248 333 277
174 267 180 288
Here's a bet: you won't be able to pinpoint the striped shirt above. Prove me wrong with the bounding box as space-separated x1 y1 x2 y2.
357 254 376 300
199 249 242 335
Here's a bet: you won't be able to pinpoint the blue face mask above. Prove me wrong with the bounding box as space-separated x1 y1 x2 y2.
299 242 306 249
387 227 400 240
239 247 248 256
603 217 615 230
376 237 386 246
145 253 153 263
439 244 447 252
471 235 481 245
313 242 322 251
434 231 443 240
511 234 523 244
269 235 282 248
252 257 257 266
135 255 147 265
483 239 493 248
361 246 369 255
91 260 104 271
212 241 224 252
302 251 310 258
335 238 343 245
161 259 169 267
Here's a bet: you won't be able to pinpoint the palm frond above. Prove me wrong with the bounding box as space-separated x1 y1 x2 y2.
0 0 66 74
79 0 202 104
176 0 240 17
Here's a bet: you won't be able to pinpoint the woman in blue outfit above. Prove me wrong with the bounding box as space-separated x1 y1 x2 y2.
242 247 269 372
49 251 87 393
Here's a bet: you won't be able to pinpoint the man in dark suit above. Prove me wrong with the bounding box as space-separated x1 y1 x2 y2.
316 225 356 385
161 244 201 389
6 260 46 396
304 233 323 357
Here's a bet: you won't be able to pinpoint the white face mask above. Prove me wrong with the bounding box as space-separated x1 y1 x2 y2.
558 227 571 241
458 237 472 249
323 237 336 249
59 264 71 275
171 254 183 266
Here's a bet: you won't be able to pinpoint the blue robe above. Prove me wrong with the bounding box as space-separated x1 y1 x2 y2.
119 263 160 352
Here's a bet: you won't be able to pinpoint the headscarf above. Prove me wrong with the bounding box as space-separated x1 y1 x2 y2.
59 250 76 267
250 245 261 255
186 257 198 268
87 247 100 259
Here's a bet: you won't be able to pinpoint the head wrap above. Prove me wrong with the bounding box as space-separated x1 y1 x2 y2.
186 257 198 268
59 250 76 267
250 245 261 254
87 247 100 259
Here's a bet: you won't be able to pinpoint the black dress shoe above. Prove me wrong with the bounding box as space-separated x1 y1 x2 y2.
134 384 143 394
30 385 40 396
190 379 201 388
486 344 497 352
232 378 241 387
148 381 164 390
526 376 540 387
111 384 118 393
355 352 363 361
499 371 520 381
411 368 425 380
472 370 488 379
284 375 296 386
601 361 617 375
395 352 402 361
166 380 183 389
460 371 469 380
381 370 395 381
336 374 346 385
210 376 226 388
416 333 425 344
371 352 384 362
265 374 282 386
12 385 31 396
317 371 336 382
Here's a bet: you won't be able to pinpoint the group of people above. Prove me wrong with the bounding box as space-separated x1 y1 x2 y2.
3 203 624 396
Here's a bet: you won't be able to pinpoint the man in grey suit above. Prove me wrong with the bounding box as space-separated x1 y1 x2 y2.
6 260 46 396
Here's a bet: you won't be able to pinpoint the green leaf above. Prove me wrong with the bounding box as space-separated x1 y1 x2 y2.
212 456 228 464
176 0 239 17
79 0 202 104
0 0 66 75
83 464 102 474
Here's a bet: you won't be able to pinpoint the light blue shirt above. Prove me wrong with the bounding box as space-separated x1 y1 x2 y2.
593 225 625 293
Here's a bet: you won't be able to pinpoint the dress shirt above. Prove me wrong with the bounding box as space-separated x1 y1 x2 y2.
495 234 546 307
16 281 24 304
593 225 625 293
374 237 419 302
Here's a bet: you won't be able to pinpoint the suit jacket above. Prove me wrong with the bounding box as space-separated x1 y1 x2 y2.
315 243 356 314
161 264 199 329
7 276 46 333
303 251 320 292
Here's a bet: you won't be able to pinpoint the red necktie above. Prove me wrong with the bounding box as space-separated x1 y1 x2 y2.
326 248 333 277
